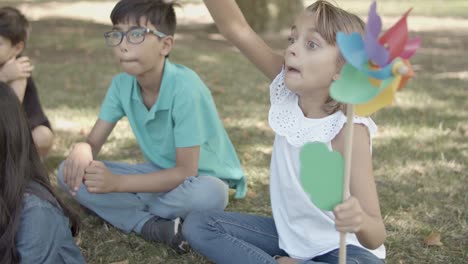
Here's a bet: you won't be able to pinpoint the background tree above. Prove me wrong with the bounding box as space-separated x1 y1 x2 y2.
236 0 304 32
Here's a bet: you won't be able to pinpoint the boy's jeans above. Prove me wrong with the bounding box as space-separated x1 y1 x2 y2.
57 161 229 234
183 210 385 264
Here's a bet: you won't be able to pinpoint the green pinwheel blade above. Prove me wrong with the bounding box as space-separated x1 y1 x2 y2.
330 63 395 104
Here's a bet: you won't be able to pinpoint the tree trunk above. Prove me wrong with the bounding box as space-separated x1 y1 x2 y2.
236 0 304 32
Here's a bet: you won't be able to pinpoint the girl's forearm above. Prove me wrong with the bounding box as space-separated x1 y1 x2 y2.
356 213 387 249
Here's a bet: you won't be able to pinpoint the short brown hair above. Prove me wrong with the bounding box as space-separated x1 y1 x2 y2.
110 0 177 36
306 1 365 114
0 7 30 45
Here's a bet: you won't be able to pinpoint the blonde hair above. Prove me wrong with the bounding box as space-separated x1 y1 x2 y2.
306 1 365 114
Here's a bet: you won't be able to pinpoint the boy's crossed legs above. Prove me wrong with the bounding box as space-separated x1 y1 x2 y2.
56 160 229 253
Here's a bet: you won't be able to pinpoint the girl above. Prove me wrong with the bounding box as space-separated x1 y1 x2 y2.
0 84 85 264
183 1 386 263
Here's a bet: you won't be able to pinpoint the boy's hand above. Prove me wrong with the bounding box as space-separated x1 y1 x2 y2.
83 161 119 193
0 57 34 82
63 143 93 196
333 196 365 233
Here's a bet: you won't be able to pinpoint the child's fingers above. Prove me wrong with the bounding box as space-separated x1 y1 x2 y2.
86 187 100 193
21 64 34 75
73 174 83 193
335 223 361 233
334 197 359 213
84 180 102 193
335 214 362 230
62 160 70 187
334 209 356 221
65 161 77 189
26 65 34 71
70 164 85 192
84 165 102 174
89 160 105 168
16 56 30 63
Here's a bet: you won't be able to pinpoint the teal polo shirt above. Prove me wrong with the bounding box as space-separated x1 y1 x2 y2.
98 59 246 198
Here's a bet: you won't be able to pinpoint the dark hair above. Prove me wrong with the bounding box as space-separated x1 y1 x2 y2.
0 7 29 45
110 0 177 36
0 84 80 264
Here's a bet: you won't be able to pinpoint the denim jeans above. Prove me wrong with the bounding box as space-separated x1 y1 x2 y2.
16 194 85 264
57 160 229 234
183 210 385 264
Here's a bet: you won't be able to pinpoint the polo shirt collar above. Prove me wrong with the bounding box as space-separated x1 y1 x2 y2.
131 58 176 114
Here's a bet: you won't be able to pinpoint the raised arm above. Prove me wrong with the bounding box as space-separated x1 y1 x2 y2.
203 0 284 81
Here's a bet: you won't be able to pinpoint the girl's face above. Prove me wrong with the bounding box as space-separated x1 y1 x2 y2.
284 11 340 97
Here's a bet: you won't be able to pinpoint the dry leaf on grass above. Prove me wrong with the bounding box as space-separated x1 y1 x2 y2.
424 232 443 246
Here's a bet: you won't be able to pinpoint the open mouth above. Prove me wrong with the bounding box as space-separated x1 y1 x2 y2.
286 66 301 75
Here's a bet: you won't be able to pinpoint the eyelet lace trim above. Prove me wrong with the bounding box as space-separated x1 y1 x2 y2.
268 68 377 147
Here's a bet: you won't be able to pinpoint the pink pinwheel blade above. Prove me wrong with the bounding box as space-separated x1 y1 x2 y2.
401 37 422 59
364 1 389 67
379 8 412 63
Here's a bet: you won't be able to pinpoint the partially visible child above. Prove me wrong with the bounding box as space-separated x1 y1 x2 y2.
0 84 85 264
0 7 54 157
57 0 246 253
183 1 386 263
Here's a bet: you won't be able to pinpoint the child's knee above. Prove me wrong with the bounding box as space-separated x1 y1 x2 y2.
190 176 229 211
182 210 218 242
32 125 54 156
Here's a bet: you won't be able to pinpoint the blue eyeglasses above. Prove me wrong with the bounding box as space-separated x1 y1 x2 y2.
104 27 167 47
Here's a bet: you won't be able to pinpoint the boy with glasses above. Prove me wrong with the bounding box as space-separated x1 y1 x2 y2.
57 0 246 253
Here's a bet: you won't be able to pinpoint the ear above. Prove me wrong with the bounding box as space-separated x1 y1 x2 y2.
160 36 174 57
12 41 25 57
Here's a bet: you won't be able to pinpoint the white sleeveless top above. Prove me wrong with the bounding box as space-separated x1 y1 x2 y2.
268 68 385 260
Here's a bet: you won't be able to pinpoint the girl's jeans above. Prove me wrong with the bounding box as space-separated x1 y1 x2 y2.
183 210 385 264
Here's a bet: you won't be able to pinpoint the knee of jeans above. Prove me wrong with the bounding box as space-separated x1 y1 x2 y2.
182 210 217 244
190 176 229 211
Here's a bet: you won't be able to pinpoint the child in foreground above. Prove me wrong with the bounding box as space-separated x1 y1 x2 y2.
0 84 84 264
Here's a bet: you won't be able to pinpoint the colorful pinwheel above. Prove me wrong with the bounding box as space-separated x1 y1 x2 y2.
330 1 421 116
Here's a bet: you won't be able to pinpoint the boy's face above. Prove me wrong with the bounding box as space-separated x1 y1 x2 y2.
110 17 173 77
0 36 24 65
284 11 340 97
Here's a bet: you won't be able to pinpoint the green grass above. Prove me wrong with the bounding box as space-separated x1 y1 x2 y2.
22 7 468 264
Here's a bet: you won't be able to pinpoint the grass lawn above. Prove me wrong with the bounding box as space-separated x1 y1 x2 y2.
11 1 467 264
